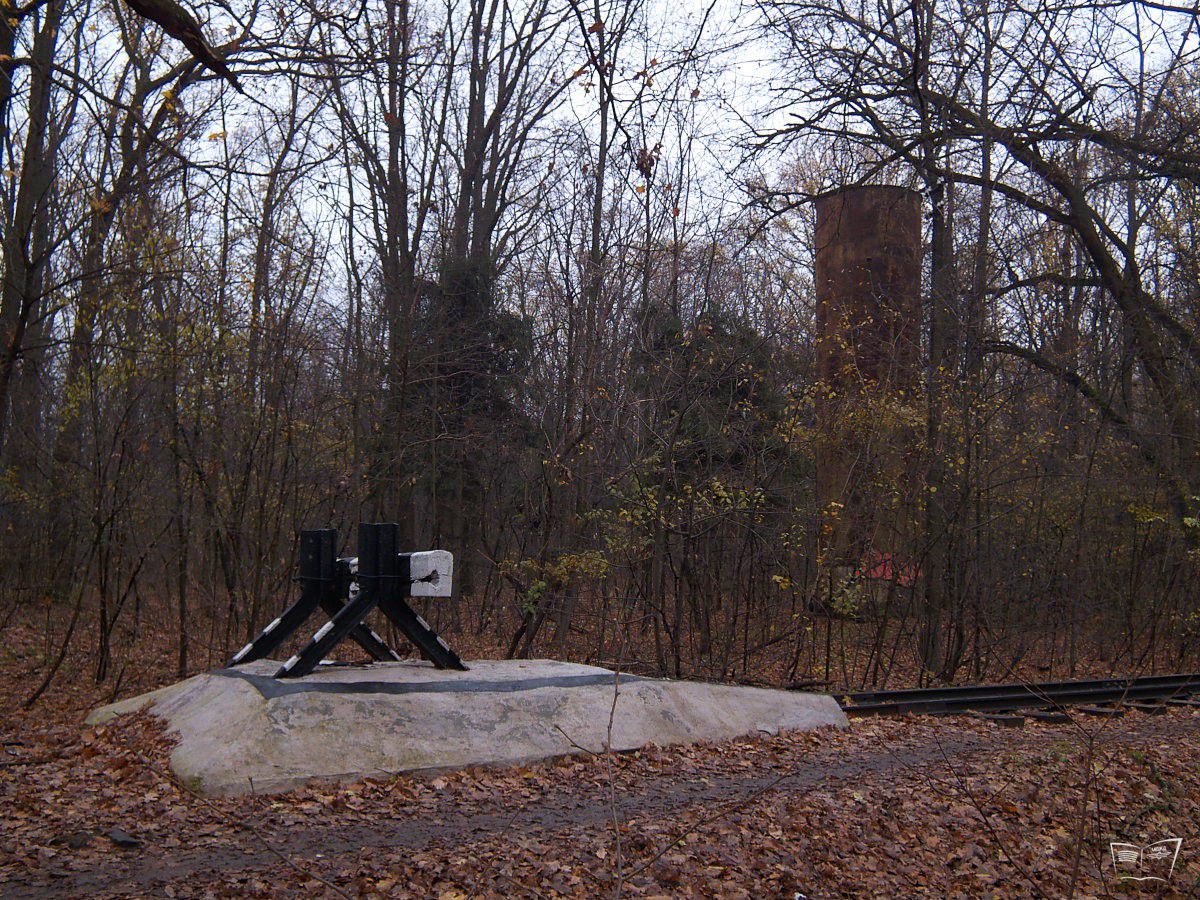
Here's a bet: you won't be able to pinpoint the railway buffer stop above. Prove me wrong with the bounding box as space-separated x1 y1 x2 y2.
228 524 465 678
88 522 847 796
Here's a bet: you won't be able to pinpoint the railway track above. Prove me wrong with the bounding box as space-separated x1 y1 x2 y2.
838 673 1200 719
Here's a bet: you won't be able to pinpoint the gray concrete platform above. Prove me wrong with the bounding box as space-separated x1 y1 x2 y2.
87 659 847 796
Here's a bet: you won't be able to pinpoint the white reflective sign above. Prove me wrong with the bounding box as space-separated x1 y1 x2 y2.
408 550 453 597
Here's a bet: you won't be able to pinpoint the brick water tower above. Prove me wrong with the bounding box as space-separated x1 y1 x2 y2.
813 186 922 570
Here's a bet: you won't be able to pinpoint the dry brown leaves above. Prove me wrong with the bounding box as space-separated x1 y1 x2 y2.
2 621 1200 897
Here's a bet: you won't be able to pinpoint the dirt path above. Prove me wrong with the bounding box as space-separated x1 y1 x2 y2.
73 736 981 894
9 714 1195 899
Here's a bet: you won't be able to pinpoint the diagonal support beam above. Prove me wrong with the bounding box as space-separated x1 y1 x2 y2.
318 567 401 664
229 529 400 668
274 523 391 678
378 553 466 671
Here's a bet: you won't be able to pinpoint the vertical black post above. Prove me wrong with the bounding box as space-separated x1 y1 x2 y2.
363 521 399 593
275 522 396 678
303 528 337 598
228 528 337 666
230 528 402 668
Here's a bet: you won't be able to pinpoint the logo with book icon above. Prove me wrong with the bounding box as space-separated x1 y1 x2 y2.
1110 837 1182 883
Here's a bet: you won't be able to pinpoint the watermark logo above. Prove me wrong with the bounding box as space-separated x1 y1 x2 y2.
1110 837 1182 883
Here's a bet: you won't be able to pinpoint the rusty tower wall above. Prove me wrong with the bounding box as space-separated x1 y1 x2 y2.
813 186 922 566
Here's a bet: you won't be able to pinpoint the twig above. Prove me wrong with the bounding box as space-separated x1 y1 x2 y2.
554 724 600 755
132 746 351 898
604 664 624 900
927 730 1046 898
499 871 552 899
1065 736 1095 898
621 768 796 882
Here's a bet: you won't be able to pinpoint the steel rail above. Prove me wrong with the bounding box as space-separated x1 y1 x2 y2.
838 673 1200 717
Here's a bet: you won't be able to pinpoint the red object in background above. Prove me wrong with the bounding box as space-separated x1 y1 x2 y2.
857 549 918 587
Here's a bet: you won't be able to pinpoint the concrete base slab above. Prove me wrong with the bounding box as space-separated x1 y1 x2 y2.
87 659 847 796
